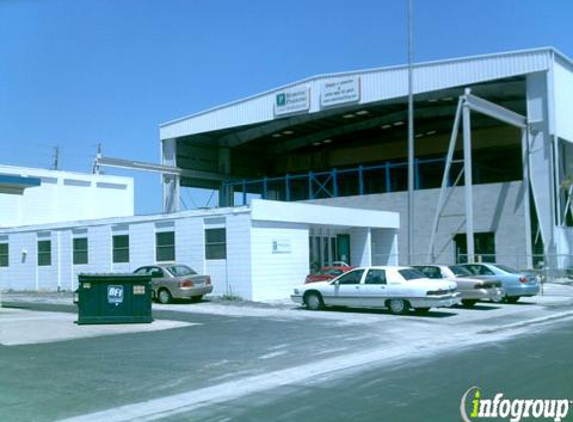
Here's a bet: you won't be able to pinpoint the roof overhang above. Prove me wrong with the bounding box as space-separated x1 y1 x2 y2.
160 47 569 141
0 174 41 195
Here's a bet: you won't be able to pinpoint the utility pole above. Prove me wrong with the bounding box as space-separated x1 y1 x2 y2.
93 143 102 174
407 0 415 264
52 146 60 170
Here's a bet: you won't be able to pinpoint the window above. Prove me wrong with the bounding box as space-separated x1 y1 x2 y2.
0 243 8 267
38 240 51 266
112 235 129 263
156 231 175 262
398 269 425 281
166 265 196 276
337 269 365 285
205 228 226 260
365 269 386 285
415 266 442 279
73 238 88 265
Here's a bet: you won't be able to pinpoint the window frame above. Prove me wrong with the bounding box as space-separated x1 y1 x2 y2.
156 231 175 262
205 228 227 260
112 234 130 263
0 243 8 267
37 240 52 266
73 237 89 265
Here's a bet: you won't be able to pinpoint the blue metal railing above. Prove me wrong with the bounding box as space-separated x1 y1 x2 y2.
222 157 448 206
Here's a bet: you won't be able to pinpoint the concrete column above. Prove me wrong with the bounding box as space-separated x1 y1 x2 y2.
526 72 556 257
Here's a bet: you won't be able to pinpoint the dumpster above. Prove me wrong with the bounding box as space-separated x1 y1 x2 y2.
76 273 153 325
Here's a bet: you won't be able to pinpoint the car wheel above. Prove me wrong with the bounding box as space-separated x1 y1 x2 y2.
158 288 172 304
505 296 520 304
462 299 478 307
388 299 409 315
304 292 324 311
414 307 430 314
190 295 203 303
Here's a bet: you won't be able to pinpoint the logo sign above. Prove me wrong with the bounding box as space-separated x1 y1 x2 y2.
107 285 124 304
460 386 571 422
272 239 291 254
274 87 310 116
320 77 360 108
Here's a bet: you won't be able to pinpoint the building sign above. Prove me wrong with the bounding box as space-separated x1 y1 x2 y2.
320 77 360 108
272 239 291 254
274 87 310 116
107 285 124 304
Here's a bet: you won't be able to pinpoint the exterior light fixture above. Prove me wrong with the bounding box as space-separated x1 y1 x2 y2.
272 133 282 138
355 110 369 116
426 130 437 135
381 124 392 129
323 139 333 144
283 130 295 135
393 121 405 126
342 114 355 119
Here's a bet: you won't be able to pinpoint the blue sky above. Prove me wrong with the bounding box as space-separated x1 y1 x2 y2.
1 0 572 214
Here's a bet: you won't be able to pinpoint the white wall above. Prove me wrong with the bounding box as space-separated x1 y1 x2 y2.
225 213 252 299
250 221 309 301
350 227 372 267
554 59 573 143
372 229 399 265
0 165 134 228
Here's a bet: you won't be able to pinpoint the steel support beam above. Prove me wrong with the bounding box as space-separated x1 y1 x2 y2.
462 92 475 263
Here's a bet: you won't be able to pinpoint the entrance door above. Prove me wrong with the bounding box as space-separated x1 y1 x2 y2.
336 234 351 265
454 232 496 263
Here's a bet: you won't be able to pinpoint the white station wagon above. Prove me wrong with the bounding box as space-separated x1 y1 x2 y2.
291 266 461 314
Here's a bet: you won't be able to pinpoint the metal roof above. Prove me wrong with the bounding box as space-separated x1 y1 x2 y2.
160 47 571 140
0 174 41 195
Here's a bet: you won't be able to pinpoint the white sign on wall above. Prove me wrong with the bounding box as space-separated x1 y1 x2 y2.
272 239 291 254
274 87 310 116
320 77 361 108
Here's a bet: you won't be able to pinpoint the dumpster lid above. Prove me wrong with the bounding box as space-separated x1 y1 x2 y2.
78 273 151 282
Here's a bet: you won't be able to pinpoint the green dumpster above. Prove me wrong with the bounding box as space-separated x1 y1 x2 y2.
76 274 153 325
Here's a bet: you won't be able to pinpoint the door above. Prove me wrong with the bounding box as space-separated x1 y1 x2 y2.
454 232 496 263
329 269 365 307
337 234 351 265
360 269 388 307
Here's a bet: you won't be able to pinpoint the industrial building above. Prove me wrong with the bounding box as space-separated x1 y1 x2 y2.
158 47 573 270
2 47 573 298
0 165 134 227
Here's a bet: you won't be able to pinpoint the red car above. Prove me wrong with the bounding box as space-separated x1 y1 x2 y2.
305 266 355 284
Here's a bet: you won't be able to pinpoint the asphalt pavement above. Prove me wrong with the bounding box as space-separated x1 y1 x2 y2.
1 287 573 422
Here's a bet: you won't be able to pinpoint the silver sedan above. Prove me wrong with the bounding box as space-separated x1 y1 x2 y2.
133 264 212 304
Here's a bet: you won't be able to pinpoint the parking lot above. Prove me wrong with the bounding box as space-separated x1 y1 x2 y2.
1 284 573 422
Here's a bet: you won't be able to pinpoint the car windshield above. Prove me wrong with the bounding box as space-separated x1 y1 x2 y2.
448 265 474 276
494 264 520 274
166 265 196 276
398 269 426 281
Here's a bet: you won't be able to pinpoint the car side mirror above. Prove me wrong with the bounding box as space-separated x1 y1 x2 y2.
333 280 340 286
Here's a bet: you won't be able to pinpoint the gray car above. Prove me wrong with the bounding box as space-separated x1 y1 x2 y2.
133 264 212 304
458 263 540 303
413 265 504 307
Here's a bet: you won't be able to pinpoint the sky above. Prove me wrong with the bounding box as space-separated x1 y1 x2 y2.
1 0 572 215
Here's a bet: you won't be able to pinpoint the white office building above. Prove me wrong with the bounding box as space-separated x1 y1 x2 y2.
0 199 399 300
